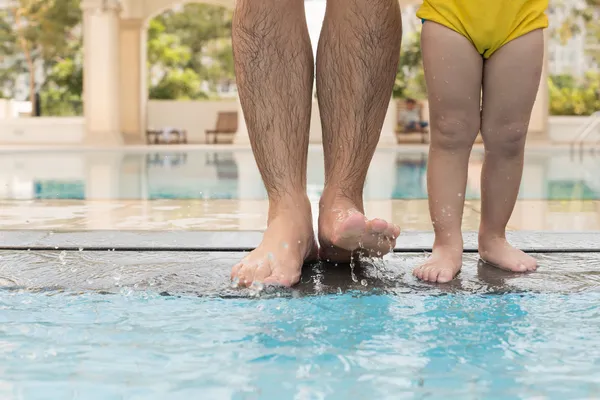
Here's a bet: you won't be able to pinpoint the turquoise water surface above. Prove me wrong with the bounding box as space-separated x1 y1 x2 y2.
1 149 598 201
1 290 600 399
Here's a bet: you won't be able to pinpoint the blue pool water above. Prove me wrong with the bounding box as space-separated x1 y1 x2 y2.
1 290 600 399
1 148 600 201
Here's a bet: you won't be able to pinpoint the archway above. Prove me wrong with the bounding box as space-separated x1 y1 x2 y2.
143 1 239 144
80 0 548 145
80 0 237 145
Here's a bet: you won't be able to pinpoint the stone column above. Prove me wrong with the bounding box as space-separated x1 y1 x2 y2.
81 0 123 146
119 18 145 144
528 29 550 141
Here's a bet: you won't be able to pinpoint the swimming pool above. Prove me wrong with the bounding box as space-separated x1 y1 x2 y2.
1 247 600 399
1 147 600 398
0 147 599 201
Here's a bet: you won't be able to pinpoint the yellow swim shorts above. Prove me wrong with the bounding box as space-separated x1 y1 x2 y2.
416 0 549 58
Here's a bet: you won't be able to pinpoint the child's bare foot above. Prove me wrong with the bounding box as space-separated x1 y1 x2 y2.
478 235 537 273
231 198 318 288
413 244 463 283
318 192 400 262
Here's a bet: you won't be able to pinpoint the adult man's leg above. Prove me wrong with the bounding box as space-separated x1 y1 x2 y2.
231 0 316 287
317 0 403 261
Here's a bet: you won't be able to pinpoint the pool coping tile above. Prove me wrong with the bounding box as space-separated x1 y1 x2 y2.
0 230 599 252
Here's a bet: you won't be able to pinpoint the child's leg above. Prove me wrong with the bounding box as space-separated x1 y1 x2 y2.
413 22 483 283
478 30 544 272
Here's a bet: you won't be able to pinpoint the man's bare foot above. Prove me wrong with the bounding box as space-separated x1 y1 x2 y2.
413 244 463 283
231 199 318 288
317 192 400 262
478 235 537 273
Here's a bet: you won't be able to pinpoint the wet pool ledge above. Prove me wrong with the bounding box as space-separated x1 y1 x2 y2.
0 230 599 253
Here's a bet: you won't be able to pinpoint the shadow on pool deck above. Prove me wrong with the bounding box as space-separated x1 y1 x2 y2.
0 230 599 296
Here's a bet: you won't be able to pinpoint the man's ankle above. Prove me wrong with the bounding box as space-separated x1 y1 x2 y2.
320 186 363 207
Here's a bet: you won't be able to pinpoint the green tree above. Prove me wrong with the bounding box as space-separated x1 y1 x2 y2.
549 72 600 115
2 1 234 109
156 4 234 84
41 53 83 116
393 31 426 99
3 0 81 113
147 18 207 100
148 3 234 99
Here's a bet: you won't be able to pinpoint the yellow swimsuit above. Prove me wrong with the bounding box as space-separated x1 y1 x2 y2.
416 0 549 58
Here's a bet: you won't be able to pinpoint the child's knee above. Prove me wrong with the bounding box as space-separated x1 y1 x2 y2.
482 121 528 157
431 115 479 151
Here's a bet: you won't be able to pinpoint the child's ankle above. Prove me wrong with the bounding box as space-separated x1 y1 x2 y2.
433 234 463 251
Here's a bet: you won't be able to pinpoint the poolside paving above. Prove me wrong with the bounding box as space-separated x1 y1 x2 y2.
1 199 600 231
0 229 598 296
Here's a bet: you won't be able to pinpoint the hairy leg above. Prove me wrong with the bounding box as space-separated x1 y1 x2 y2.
231 0 316 287
478 30 544 272
413 22 483 283
316 0 402 262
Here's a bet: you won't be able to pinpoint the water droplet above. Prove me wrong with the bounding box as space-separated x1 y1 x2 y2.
282 242 289 249
337 287 343 295
78 247 83 252
360 279 368 287
251 282 265 296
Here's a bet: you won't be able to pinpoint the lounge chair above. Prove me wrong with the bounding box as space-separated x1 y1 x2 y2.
146 127 187 144
205 111 238 144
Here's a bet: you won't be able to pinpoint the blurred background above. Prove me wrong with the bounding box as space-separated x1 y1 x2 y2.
0 0 598 146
